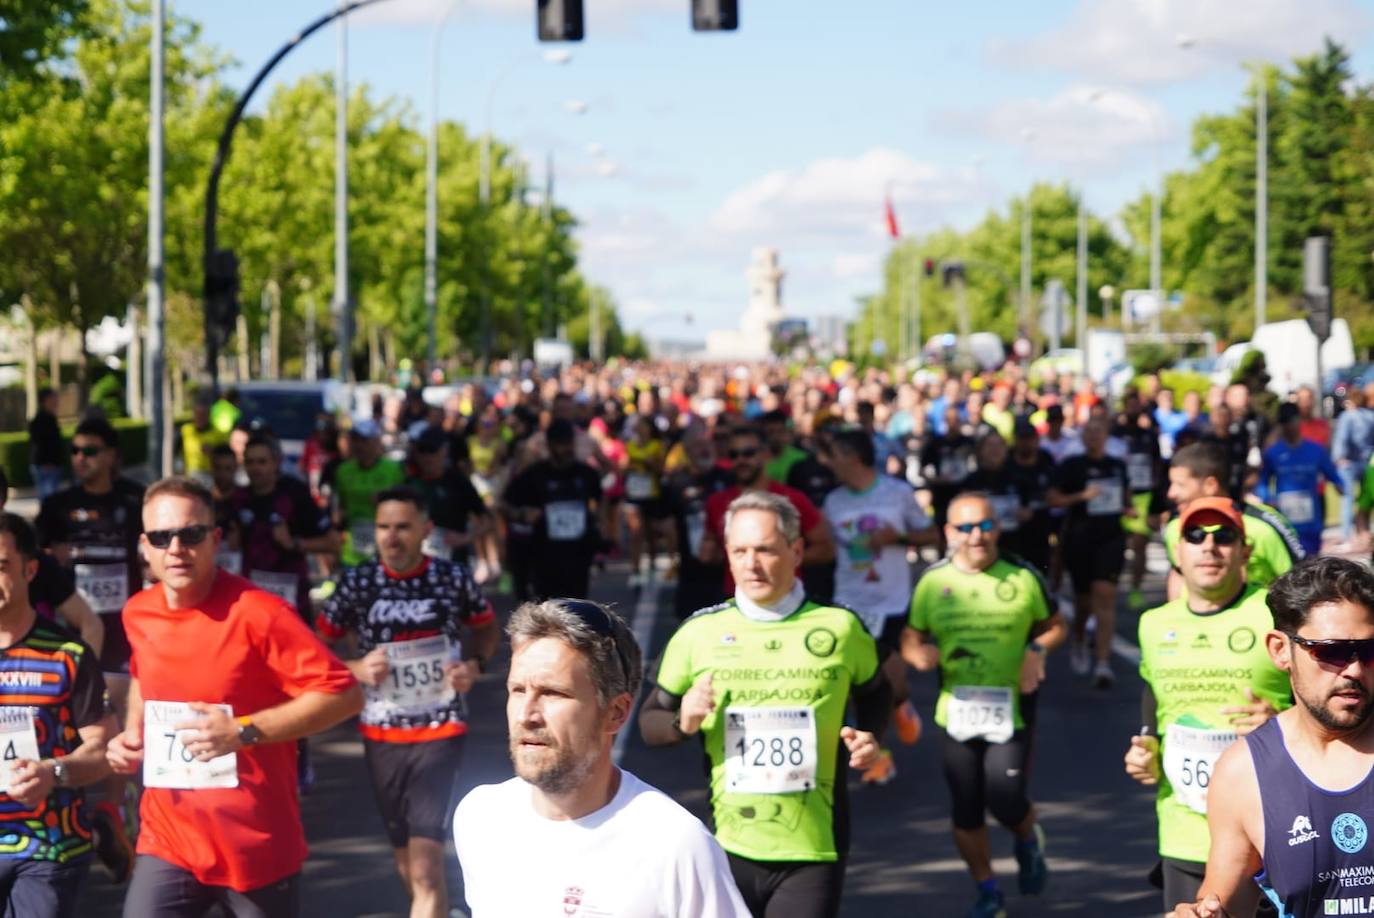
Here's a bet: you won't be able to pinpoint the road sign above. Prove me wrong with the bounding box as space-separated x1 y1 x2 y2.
1121 289 1163 326
1039 279 1070 346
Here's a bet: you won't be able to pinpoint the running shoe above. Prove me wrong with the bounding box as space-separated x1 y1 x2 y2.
1128 589 1147 611
860 749 897 786
91 800 134 884
968 887 1007 918
1069 642 1091 677
1092 660 1116 690
1017 823 1049 895
893 701 923 746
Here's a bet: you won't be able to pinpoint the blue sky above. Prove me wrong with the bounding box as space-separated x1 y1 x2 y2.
182 0 1374 343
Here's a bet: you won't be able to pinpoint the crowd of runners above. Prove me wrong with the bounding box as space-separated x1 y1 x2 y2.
3 357 1374 918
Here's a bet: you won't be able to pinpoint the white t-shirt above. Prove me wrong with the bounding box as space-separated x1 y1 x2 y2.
455 769 749 918
824 475 931 632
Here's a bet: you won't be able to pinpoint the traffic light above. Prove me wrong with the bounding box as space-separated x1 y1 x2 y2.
922 258 935 278
941 261 965 287
1303 235 1333 342
692 0 738 31
537 0 584 41
204 248 240 350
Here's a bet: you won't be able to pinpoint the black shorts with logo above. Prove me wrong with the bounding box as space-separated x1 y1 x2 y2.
363 736 464 848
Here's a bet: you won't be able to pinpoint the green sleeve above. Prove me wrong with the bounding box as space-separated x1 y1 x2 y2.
1024 568 1052 624
1137 612 1154 684
844 616 880 685
655 623 696 697
1162 518 1179 570
909 576 932 632
1252 525 1294 581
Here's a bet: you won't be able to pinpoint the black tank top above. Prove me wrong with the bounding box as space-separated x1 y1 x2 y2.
1247 717 1374 916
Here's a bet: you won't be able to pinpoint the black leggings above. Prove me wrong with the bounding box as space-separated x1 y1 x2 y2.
123 855 299 918
726 854 845 918
941 727 1034 831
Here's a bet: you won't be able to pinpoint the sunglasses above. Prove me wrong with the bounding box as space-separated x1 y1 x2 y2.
555 599 633 686
953 519 997 534
728 448 759 460
1290 635 1374 668
145 525 212 550
71 445 104 458
1182 525 1242 546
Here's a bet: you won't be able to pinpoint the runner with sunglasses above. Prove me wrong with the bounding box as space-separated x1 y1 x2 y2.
640 490 889 918
1170 558 1374 918
455 599 748 916
901 491 1066 918
319 486 497 918
107 476 362 918
1125 498 1290 914
34 417 144 882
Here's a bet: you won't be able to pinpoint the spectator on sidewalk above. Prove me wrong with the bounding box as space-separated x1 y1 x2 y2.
27 387 65 500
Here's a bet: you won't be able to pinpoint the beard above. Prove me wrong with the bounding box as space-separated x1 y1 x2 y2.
1298 677 1374 732
509 729 596 796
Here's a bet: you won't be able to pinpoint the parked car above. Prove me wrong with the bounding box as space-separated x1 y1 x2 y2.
234 380 351 478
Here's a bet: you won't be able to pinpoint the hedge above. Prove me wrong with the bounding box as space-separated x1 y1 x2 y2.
0 418 150 488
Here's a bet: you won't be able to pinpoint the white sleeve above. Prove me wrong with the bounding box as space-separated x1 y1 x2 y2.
664 824 752 917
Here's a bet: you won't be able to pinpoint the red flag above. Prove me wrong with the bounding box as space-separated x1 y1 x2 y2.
884 195 900 239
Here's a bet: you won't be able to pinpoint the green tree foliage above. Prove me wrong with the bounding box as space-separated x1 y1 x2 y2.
0 0 91 83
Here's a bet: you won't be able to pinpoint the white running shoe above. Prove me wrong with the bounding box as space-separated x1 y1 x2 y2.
1093 659 1116 690
1069 643 1091 676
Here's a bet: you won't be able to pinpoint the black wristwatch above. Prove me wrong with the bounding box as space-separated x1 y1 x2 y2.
237 717 265 747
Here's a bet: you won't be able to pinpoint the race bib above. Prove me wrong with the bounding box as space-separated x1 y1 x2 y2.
248 569 298 606
945 686 1014 743
380 636 456 712
1277 490 1315 525
0 708 40 796
989 494 1021 532
723 706 818 794
686 511 707 557
350 520 377 557
422 528 453 561
1127 454 1154 491
74 563 128 614
626 473 654 501
1162 723 1235 815
142 701 238 790
1087 479 1124 516
216 550 243 575
545 501 587 542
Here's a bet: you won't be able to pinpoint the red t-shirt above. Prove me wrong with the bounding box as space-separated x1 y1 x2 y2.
124 572 357 891
704 481 821 594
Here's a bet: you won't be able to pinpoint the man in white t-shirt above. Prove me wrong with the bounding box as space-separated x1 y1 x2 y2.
822 427 936 784
454 598 748 917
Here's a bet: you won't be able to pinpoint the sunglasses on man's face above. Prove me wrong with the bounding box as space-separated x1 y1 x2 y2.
1181 525 1242 546
953 519 996 534
145 525 212 550
1290 635 1374 668
71 445 104 458
729 448 759 460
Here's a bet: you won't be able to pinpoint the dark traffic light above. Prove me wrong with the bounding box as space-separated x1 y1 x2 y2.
922 258 935 277
537 0 584 41
1303 235 1333 342
692 0 738 31
204 248 240 350
941 261 965 287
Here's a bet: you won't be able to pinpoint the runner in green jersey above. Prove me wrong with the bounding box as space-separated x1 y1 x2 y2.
902 491 1067 918
333 420 406 566
640 490 890 918
1162 442 1303 601
1125 497 1290 914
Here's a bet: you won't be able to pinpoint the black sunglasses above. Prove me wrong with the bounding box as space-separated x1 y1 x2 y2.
1290 635 1374 668
953 519 997 534
71 445 104 458
1182 525 1243 546
145 525 212 550
729 448 759 460
555 599 632 686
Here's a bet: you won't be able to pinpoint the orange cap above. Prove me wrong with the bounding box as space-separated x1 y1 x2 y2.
1179 497 1245 532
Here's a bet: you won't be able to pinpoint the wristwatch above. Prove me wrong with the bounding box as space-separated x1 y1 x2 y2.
671 708 690 738
1027 641 1047 656
237 716 264 747
47 758 69 787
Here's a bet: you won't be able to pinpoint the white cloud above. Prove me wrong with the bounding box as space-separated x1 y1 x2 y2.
996 0 1372 85
942 86 1171 169
832 253 878 280
353 0 677 26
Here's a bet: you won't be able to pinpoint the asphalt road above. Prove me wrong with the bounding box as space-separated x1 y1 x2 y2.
74 548 1177 918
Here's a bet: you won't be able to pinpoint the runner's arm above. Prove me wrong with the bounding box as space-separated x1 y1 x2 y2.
55 591 104 655
900 627 940 671
850 668 892 738
1189 741 1265 914
1046 486 1086 509
1028 612 1068 652
467 618 500 669
298 530 341 555
639 686 689 746
802 518 836 565
231 684 364 747
46 715 117 788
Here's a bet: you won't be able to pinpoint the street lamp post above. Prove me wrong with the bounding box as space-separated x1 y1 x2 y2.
425 0 461 377
1018 129 1035 334
334 4 351 382
146 0 167 476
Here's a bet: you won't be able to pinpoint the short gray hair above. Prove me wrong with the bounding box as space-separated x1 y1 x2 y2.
507 600 642 706
724 490 801 544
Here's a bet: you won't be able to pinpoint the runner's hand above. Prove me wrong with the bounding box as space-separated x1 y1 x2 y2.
1221 688 1277 736
271 520 294 551
678 672 716 735
176 702 242 760
905 643 940 671
1020 648 1047 693
107 728 144 774
869 526 902 549
7 759 55 808
355 647 390 687
1124 734 1160 785
841 727 879 770
445 660 480 694
1081 485 1100 503
1169 894 1226 917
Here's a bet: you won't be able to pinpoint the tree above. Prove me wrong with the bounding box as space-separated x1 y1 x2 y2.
0 0 90 84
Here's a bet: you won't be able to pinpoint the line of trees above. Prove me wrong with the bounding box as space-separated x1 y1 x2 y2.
857 40 1374 357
